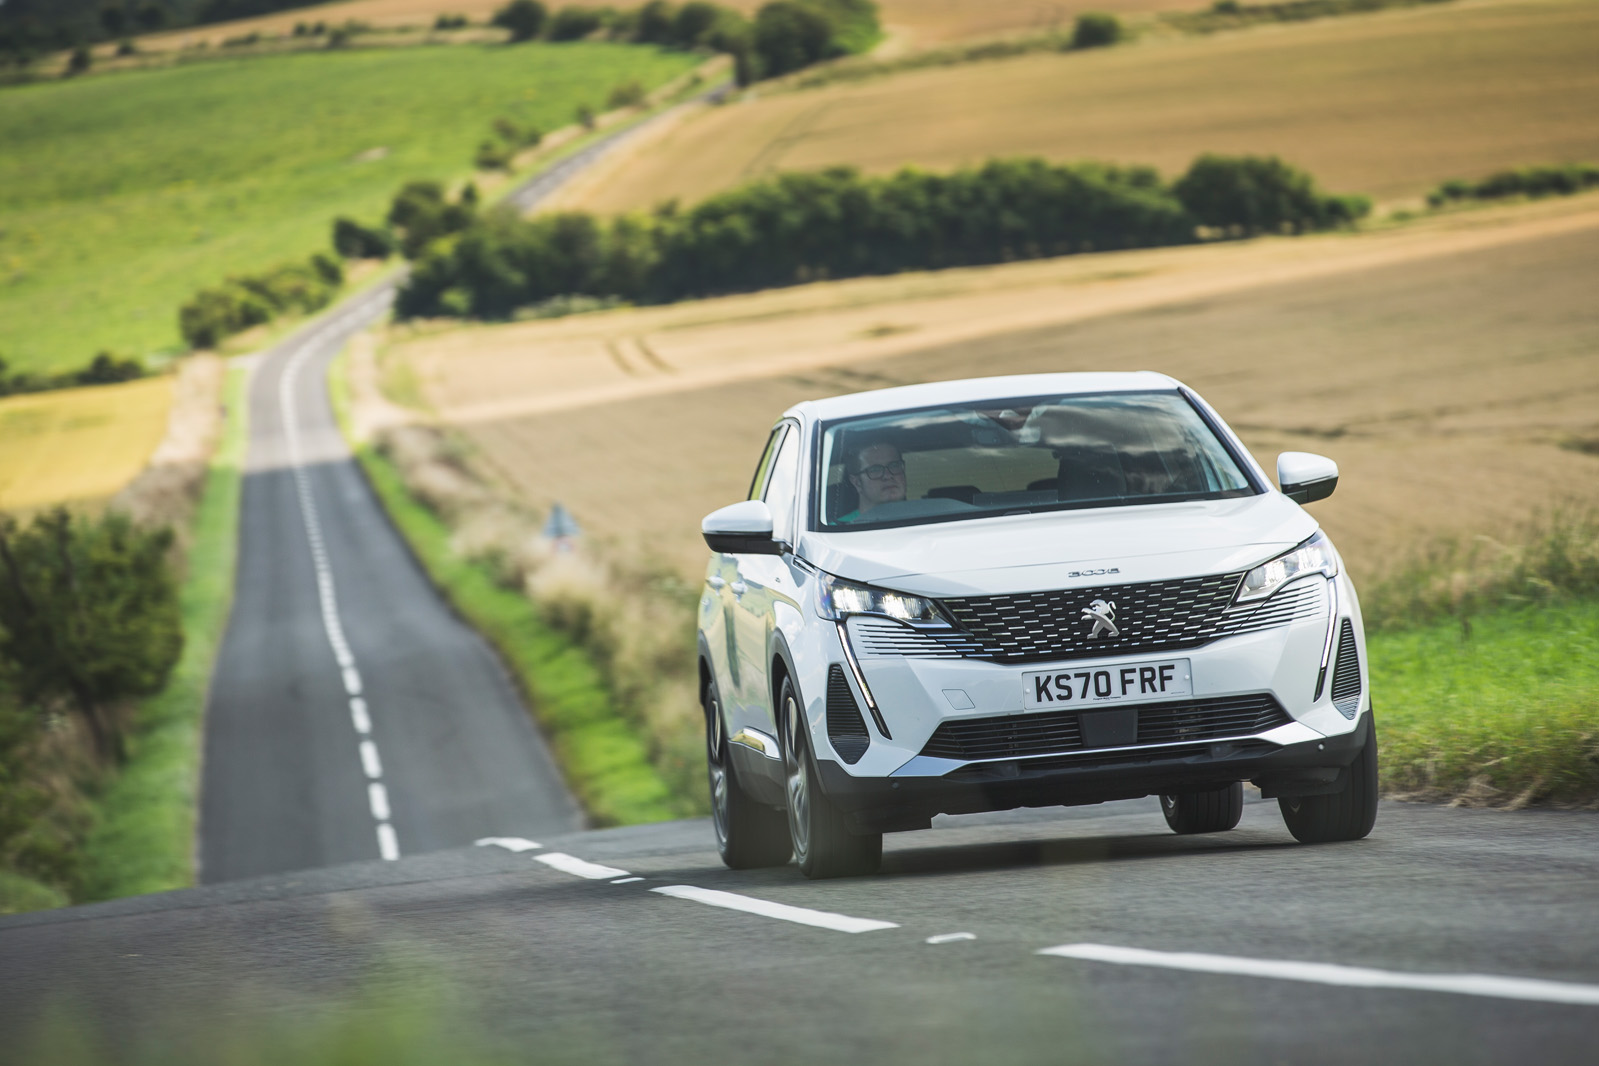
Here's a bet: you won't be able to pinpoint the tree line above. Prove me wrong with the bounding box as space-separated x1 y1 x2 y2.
0 353 143 397
384 154 1369 320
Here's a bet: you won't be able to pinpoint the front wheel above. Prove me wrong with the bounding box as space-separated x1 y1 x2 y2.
706 678 791 869
780 678 881 879
1161 782 1243 834
1280 713 1379 844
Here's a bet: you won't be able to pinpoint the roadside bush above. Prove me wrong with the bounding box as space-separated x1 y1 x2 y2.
0 510 182 765
1427 163 1599 207
178 254 343 348
492 116 543 149
493 0 548 40
1174 153 1370 234
1070 12 1122 48
753 1 835 76
434 13 470 29
332 217 396 259
475 140 515 170
0 353 143 397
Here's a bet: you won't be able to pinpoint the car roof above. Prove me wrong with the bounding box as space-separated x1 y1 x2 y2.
784 371 1184 423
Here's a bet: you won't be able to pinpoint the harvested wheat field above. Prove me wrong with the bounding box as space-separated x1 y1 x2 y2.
554 0 1599 214
388 196 1599 584
0 376 173 515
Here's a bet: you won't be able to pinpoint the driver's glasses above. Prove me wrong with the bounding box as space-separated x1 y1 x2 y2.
860 460 906 480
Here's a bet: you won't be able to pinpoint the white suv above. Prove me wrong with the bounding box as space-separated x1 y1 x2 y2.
697 373 1376 878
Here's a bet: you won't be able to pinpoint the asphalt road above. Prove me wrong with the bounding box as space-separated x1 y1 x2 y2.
193 96 729 882
5 798 1598 1062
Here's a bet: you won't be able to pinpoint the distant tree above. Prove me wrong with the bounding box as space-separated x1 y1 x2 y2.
99 4 129 37
75 353 142 385
635 0 676 42
548 5 605 39
492 0 548 41
115 39 138 56
672 0 722 44
753 1 833 77
66 46 92 75
575 103 596 129
1174 154 1369 234
135 2 171 31
0 510 182 764
387 180 478 257
1071 12 1121 48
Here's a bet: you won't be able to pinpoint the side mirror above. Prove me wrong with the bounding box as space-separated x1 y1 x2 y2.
1277 452 1339 504
702 500 784 555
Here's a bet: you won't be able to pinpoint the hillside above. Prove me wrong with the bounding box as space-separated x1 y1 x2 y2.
0 42 699 374
552 0 1599 214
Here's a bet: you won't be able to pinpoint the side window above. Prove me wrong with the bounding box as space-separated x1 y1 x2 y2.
763 425 802 544
747 425 787 501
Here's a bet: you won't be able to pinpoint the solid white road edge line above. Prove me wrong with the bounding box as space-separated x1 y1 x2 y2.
1038 944 1599 1007
651 885 899 934
475 837 544 853
536 852 631 880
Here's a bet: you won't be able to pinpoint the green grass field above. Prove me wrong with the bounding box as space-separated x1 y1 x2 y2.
0 42 700 375
1372 599 1599 807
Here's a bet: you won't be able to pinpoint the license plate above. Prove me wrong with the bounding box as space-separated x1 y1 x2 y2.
1022 659 1192 710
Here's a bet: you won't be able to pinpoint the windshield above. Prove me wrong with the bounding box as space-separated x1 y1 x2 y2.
815 390 1256 531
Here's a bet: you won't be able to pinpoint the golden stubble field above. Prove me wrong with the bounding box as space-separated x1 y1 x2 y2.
0 377 173 514
386 197 1599 585
552 0 1599 213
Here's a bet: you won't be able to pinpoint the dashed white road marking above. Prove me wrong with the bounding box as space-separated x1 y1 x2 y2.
536 852 631 880
475 837 543 853
376 823 399 861
651 885 899 934
349 698 371 735
277 298 400 862
367 782 391 822
610 877 645 885
926 932 977 944
359 740 383 779
1039 944 1599 1007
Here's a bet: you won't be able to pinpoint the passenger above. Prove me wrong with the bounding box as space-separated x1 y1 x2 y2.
837 441 907 522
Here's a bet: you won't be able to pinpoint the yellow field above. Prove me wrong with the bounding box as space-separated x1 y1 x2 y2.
554 0 1599 213
386 196 1599 585
0 377 174 515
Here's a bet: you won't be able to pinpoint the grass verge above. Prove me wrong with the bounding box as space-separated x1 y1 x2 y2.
327 353 687 826
1371 599 1599 807
76 364 248 900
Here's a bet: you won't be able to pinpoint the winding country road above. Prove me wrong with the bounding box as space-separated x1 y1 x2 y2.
2 84 1597 1064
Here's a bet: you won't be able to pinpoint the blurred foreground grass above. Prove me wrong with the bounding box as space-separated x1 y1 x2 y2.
0 42 698 375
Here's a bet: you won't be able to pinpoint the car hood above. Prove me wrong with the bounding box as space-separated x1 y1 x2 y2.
796 494 1317 597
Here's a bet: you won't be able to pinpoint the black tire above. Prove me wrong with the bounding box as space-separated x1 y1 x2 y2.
706 678 791 869
1161 782 1244 834
779 677 882 879
1280 713 1380 844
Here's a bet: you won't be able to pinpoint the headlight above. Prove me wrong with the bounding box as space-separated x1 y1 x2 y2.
817 572 938 622
1236 532 1338 603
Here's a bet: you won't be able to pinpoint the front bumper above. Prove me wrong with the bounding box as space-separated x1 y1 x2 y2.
816 712 1371 833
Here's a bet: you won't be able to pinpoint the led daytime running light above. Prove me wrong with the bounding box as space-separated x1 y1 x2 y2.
819 573 936 622
1236 532 1337 603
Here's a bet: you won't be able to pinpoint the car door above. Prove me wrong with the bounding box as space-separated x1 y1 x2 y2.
729 420 803 737
709 424 785 717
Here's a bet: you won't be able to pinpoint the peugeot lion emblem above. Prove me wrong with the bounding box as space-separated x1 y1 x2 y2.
1081 599 1119 639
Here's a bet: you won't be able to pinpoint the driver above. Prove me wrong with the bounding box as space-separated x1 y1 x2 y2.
838 441 907 522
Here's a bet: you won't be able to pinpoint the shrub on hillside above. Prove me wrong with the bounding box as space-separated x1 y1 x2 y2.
1174 153 1369 234
493 0 549 40
387 180 479 258
606 78 647 108
332 217 395 259
1427 163 1599 207
0 509 182 764
1071 12 1122 48
178 254 342 348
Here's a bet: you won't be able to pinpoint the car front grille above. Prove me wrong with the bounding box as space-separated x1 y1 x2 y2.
920 574 1325 663
919 693 1292 761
